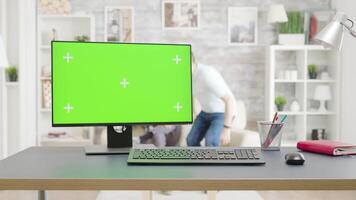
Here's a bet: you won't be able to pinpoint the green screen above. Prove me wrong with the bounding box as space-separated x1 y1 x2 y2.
52 41 192 125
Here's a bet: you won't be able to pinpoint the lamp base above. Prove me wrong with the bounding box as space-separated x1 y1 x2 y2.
317 100 328 112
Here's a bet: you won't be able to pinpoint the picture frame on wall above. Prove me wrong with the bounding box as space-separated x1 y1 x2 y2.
162 0 200 30
228 7 258 46
104 7 134 42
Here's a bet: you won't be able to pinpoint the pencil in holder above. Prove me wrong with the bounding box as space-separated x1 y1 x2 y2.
257 121 285 151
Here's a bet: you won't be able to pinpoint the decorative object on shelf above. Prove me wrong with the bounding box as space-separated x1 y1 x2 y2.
38 0 71 14
278 12 305 45
0 35 9 68
228 7 258 46
308 10 335 44
42 79 52 109
74 35 90 42
275 96 287 111
105 7 134 42
162 1 200 29
313 85 331 112
315 12 356 50
277 71 285 79
6 66 18 82
267 4 288 24
280 70 298 80
267 4 288 44
308 64 318 79
290 100 300 112
42 65 51 77
311 128 326 140
320 71 330 80
288 70 298 80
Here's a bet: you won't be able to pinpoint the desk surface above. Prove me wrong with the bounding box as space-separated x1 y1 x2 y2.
0 147 356 190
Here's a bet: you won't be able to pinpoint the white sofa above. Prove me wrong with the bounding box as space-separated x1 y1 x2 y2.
179 100 260 147
100 100 260 147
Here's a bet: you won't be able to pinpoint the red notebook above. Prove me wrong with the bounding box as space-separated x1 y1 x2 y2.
297 140 356 156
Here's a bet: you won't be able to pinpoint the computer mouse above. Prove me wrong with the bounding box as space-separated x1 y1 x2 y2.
285 152 305 165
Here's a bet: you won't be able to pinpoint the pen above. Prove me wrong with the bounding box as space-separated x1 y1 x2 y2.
280 115 287 123
263 112 278 148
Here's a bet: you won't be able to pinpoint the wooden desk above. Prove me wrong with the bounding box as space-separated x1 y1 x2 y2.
0 147 355 199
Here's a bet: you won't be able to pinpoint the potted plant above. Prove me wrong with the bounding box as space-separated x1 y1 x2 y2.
6 66 18 82
308 64 318 79
275 96 287 111
74 35 90 42
278 11 305 45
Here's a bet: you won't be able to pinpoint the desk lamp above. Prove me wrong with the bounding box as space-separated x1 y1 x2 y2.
315 12 356 50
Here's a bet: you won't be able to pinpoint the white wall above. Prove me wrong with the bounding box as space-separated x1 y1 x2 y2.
18 0 37 150
0 0 8 159
333 0 356 143
6 0 19 66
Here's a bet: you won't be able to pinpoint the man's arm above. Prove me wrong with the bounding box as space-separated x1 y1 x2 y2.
220 94 236 145
192 97 200 117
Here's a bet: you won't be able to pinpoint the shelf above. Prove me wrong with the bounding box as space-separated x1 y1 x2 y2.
270 45 330 51
278 111 304 116
40 45 51 50
268 45 340 152
275 79 304 83
40 76 51 80
40 108 51 113
306 111 335 115
274 79 336 83
5 82 19 87
39 14 94 19
307 79 336 83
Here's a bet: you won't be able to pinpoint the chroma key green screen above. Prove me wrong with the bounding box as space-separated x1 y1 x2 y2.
52 41 192 126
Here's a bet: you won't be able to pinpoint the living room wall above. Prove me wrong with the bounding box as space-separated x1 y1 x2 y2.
68 0 331 126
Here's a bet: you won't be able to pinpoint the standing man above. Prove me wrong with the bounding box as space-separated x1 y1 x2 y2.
187 54 236 147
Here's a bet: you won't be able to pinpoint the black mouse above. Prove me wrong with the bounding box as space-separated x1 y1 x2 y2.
285 152 305 165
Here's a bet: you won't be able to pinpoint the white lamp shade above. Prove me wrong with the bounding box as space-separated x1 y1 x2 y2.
313 85 332 101
267 4 288 23
314 12 347 50
314 21 344 50
0 35 9 68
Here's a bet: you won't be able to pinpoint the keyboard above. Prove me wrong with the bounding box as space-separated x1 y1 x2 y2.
127 147 265 165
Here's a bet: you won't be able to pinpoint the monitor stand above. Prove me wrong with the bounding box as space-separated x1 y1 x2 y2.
85 125 132 155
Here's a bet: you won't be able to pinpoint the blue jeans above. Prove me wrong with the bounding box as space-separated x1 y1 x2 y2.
186 111 224 147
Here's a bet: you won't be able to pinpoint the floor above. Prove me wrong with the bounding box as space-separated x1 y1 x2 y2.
1 190 356 200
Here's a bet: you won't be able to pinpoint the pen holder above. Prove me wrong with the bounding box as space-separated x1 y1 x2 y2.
257 121 284 151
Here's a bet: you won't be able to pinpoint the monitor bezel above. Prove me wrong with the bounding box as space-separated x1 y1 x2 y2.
51 41 193 127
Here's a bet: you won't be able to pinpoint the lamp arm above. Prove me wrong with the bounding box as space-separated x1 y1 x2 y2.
342 19 356 38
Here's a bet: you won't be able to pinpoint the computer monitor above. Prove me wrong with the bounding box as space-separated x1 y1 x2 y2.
51 41 193 154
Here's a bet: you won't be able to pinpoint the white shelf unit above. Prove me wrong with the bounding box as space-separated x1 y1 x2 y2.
37 14 96 146
266 45 340 146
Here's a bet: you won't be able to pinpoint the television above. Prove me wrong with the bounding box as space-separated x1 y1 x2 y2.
52 41 193 154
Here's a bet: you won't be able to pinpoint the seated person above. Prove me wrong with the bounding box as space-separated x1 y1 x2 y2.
140 125 181 147
187 54 236 147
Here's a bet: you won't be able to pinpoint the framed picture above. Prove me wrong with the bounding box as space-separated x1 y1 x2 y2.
228 7 258 46
104 7 134 42
162 0 200 30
